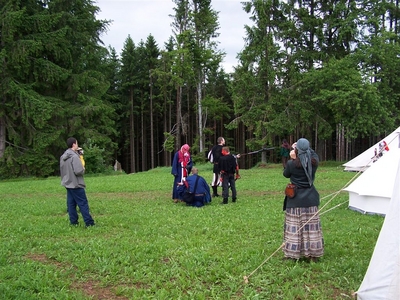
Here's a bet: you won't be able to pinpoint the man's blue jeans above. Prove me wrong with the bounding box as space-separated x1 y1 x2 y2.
66 188 95 226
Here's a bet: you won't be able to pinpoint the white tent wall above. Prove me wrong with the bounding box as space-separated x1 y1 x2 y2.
344 147 400 216
343 126 400 172
356 158 400 300
347 193 389 216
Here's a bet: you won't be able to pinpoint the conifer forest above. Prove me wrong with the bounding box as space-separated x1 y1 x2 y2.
1 0 399 178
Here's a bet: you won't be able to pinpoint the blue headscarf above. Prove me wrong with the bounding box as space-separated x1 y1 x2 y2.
296 138 313 186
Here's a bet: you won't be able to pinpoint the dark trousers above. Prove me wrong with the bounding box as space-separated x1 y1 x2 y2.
221 173 236 200
186 195 206 207
66 188 95 226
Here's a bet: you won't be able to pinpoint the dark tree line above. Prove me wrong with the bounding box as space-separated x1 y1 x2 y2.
1 0 399 178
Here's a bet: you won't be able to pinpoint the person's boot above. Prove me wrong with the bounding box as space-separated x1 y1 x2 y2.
232 198 236 203
221 198 228 204
212 186 219 197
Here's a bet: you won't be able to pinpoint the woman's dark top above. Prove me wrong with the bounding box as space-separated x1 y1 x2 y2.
283 150 320 209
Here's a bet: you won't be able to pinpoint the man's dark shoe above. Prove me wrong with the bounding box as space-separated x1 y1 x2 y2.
232 198 237 203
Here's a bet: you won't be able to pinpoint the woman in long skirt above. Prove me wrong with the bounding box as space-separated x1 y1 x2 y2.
283 138 324 260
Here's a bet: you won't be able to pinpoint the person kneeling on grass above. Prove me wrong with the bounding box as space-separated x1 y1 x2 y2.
178 167 211 207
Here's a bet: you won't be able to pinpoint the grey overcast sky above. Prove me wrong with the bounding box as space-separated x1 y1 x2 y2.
95 0 252 73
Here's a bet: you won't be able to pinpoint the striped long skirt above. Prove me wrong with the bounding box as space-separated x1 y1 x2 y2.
283 206 324 259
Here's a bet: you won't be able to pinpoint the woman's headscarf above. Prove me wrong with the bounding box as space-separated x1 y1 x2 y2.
181 144 190 153
296 138 313 186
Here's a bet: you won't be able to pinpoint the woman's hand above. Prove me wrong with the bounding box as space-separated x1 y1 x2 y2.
290 150 296 159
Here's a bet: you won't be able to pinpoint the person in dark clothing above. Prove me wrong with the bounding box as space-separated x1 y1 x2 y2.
282 138 323 261
280 139 291 169
179 167 211 207
171 144 193 203
218 146 238 204
60 137 95 227
210 137 225 197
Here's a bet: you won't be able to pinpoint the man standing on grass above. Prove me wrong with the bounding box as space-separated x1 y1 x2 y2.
210 136 225 197
218 146 238 204
60 137 95 227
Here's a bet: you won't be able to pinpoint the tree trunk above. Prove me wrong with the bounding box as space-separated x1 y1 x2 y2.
150 72 154 169
197 78 203 152
176 85 182 150
0 115 5 158
141 99 146 171
130 86 136 173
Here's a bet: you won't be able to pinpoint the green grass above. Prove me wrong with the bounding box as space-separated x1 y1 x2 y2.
0 163 384 299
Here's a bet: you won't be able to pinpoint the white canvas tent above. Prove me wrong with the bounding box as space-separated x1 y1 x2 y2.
344 144 400 216
343 126 400 172
355 158 400 300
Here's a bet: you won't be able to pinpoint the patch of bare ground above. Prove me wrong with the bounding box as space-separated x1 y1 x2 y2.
330 286 355 299
71 280 128 300
241 190 283 197
25 253 129 300
91 190 281 200
91 191 168 200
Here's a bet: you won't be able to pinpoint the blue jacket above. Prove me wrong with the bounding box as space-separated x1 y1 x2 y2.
171 151 193 177
179 174 211 207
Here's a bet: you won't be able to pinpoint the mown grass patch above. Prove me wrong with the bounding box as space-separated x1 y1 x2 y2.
0 163 383 299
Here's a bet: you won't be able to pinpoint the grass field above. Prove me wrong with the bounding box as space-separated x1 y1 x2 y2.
0 162 384 299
